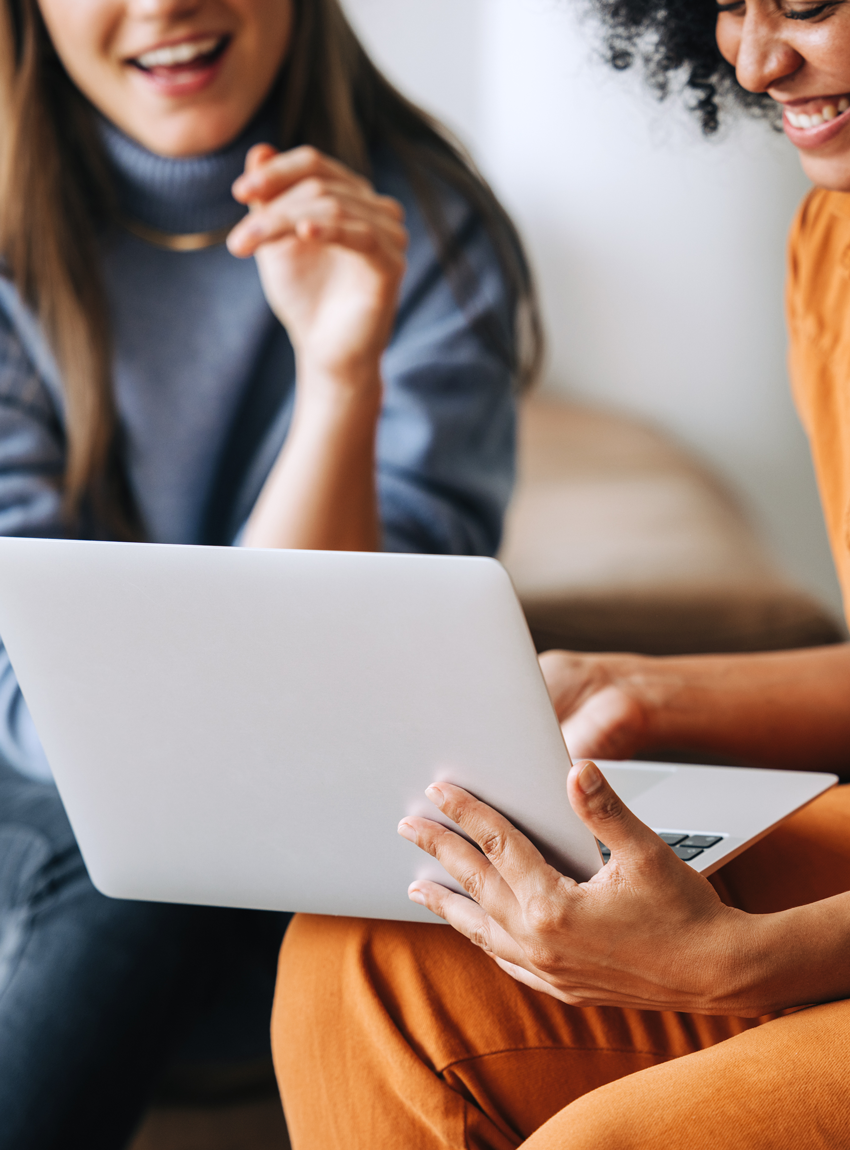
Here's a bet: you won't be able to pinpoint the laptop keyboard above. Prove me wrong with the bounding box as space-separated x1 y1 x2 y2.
597 831 724 864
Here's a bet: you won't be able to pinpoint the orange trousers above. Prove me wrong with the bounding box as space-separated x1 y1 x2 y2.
272 785 850 1149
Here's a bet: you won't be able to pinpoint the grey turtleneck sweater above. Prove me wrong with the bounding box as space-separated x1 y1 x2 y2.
0 114 517 781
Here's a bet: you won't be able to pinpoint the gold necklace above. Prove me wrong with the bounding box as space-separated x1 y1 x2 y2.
121 217 235 252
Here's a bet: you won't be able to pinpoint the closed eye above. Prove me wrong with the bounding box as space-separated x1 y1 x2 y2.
716 0 841 15
784 3 838 18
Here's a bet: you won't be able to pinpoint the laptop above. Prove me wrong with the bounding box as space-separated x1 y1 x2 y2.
0 537 835 923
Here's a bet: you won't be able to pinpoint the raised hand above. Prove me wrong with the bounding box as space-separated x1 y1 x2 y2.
228 144 408 386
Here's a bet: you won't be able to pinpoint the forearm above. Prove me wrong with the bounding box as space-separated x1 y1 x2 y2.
729 893 850 1015
631 644 850 771
242 365 381 552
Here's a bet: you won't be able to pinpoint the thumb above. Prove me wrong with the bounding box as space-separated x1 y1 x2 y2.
567 761 658 859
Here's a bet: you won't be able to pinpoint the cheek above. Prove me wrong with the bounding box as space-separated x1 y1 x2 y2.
715 15 740 69
234 0 295 69
36 0 119 86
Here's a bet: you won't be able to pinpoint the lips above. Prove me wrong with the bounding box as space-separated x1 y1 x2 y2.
782 94 850 150
126 34 230 96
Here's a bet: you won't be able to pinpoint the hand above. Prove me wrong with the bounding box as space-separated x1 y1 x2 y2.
539 650 655 760
398 762 768 1015
228 145 408 385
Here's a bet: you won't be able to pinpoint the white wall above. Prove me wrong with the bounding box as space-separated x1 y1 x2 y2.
344 0 844 617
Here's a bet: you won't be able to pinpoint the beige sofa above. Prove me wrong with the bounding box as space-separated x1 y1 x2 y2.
501 396 843 656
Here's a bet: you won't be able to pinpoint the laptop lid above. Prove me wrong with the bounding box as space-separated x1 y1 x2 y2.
0 538 603 922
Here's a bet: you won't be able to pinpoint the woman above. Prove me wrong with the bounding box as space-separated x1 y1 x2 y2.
271 2 850 1147
0 2 536 1147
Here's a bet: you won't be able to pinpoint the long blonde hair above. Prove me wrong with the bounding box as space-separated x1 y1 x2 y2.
0 0 541 537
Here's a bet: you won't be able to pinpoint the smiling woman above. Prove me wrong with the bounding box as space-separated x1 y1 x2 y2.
270 1 850 1148
0 1 538 1147
36 0 293 155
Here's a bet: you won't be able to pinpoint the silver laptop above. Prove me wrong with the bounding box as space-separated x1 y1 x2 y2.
0 538 835 923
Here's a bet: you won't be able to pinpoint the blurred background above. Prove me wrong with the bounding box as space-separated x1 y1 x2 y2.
343 0 842 617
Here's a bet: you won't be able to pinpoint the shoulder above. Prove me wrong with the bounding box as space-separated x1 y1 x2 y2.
788 187 850 283
370 145 513 333
786 187 850 434
370 144 476 231
786 188 850 327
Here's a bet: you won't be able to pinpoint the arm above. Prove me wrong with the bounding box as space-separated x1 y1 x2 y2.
540 644 850 773
0 295 67 778
227 146 408 552
399 766 850 1016
374 155 517 556
235 145 518 558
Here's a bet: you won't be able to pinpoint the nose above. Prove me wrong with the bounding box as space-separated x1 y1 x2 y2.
728 11 803 93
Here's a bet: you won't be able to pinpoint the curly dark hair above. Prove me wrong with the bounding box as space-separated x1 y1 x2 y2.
590 0 779 134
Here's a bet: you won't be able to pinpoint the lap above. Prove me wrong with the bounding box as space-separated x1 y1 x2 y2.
274 785 850 1149
0 761 285 1150
527 999 850 1149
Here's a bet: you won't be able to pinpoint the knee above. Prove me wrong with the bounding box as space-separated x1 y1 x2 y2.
0 825 65 995
0 825 57 913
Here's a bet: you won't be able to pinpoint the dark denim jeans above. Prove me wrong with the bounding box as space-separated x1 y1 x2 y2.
0 759 287 1150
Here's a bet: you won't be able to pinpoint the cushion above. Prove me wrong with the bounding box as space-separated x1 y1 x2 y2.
500 398 844 655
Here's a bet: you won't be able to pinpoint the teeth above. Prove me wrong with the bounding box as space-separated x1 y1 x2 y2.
136 36 220 69
787 98 850 129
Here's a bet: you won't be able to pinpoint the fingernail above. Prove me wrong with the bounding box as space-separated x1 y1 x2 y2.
425 784 444 805
578 762 603 795
408 887 426 906
397 820 416 843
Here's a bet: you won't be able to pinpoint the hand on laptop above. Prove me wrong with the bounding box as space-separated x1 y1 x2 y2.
538 645 850 773
398 764 780 1017
538 650 651 760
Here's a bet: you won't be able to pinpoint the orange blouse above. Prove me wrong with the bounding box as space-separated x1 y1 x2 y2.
787 188 850 624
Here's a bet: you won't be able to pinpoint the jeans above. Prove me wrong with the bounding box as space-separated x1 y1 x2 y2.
0 759 287 1150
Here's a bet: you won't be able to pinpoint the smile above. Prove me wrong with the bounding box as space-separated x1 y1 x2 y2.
785 96 850 129
129 35 229 76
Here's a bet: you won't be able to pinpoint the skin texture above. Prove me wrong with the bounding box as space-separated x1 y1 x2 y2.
38 0 407 551
539 644 850 772
402 0 850 1014
716 0 850 189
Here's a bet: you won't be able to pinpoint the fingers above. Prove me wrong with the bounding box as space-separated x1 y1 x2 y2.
416 783 567 905
406 879 531 968
227 184 407 263
233 145 372 204
489 955 576 1003
242 142 279 181
567 762 666 864
228 186 406 254
398 815 517 912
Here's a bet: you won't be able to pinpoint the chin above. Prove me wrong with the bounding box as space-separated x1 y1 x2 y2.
799 153 850 194
126 109 252 159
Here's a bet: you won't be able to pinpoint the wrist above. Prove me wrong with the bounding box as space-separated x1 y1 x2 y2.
292 360 383 429
615 654 721 755
693 906 778 1016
